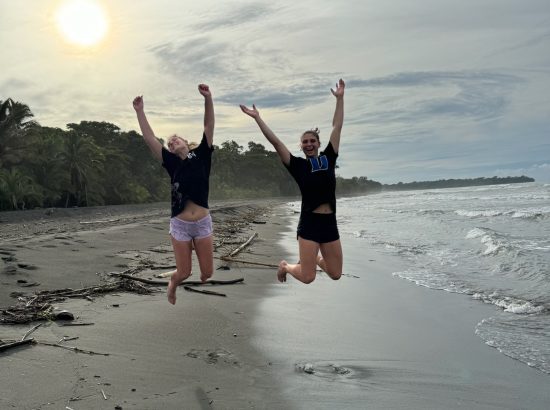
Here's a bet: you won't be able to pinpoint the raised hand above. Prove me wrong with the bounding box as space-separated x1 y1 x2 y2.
239 104 260 119
330 78 345 98
133 95 144 112
198 84 211 98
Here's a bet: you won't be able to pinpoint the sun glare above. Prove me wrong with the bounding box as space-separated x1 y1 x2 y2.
56 0 108 47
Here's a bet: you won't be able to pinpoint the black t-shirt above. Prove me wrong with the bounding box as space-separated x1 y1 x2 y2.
284 142 338 214
162 133 214 217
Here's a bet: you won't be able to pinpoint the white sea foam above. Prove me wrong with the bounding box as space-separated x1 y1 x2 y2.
455 209 504 217
472 293 545 314
465 227 486 239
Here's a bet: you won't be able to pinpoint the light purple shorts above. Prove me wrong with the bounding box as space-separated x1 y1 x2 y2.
169 214 213 242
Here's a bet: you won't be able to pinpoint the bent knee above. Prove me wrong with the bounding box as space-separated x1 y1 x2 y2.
302 270 317 284
329 272 342 280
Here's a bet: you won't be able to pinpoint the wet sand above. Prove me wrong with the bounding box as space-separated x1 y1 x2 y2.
253 213 550 410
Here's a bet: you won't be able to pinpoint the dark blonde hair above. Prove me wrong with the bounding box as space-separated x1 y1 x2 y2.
167 135 198 151
301 127 320 142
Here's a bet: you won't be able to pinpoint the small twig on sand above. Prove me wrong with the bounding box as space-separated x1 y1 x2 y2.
183 286 226 297
58 336 79 344
101 389 107 400
59 322 94 327
22 323 42 341
37 341 110 356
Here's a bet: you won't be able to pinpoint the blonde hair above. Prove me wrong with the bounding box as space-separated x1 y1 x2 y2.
166 134 198 150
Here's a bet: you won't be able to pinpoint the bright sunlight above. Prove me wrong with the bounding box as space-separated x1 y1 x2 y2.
55 0 108 47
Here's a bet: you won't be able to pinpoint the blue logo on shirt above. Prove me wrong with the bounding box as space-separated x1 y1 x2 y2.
309 155 328 172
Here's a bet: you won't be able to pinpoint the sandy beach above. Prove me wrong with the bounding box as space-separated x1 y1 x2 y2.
1 200 549 409
1 200 293 409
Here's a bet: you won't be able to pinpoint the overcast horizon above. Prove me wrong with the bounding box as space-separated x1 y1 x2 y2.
1 0 549 183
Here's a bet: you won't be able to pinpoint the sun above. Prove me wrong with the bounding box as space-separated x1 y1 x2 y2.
55 0 108 47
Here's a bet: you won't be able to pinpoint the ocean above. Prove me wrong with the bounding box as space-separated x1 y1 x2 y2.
252 182 550 409
337 182 550 374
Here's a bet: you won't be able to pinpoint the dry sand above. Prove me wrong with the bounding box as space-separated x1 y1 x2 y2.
1 200 293 409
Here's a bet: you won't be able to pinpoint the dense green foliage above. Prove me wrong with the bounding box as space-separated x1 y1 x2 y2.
0 99 380 211
383 176 535 191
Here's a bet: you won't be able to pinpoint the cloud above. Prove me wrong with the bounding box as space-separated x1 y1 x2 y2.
150 37 231 78
192 3 275 31
341 70 525 146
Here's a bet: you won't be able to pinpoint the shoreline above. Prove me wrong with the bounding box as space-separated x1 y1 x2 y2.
254 210 550 410
1 199 294 409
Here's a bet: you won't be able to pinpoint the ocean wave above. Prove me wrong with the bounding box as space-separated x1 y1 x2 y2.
472 292 546 314
465 227 510 255
476 315 550 374
456 209 505 217
392 270 464 293
456 208 550 220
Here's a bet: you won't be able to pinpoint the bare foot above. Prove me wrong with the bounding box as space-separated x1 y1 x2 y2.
167 278 177 305
277 260 288 282
200 272 212 282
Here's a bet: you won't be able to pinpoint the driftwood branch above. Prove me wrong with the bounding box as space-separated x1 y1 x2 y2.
22 323 42 341
183 286 226 297
219 257 278 268
0 338 35 352
227 232 258 257
110 273 243 287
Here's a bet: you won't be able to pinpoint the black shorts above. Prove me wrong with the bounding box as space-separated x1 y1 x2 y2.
297 212 340 244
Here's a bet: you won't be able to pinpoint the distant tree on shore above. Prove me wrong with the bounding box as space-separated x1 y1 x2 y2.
383 176 535 191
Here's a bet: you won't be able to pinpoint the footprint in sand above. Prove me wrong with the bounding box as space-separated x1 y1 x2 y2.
186 348 240 366
295 361 369 384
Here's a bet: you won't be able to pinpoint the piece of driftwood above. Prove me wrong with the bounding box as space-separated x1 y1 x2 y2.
219 257 278 268
0 338 35 352
22 323 42 341
79 218 119 224
155 269 176 278
227 232 258 257
110 273 244 287
183 286 226 297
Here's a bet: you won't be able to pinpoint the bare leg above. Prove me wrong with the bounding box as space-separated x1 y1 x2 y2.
319 239 343 280
169 236 193 305
193 235 214 282
278 238 320 284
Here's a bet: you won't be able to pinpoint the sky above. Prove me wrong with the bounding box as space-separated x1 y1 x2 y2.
1 0 549 183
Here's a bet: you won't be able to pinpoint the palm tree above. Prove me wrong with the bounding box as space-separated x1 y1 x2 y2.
0 98 38 167
0 168 42 210
58 130 105 207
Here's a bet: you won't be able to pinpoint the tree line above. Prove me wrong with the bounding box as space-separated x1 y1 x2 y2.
0 98 381 211
383 176 535 191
